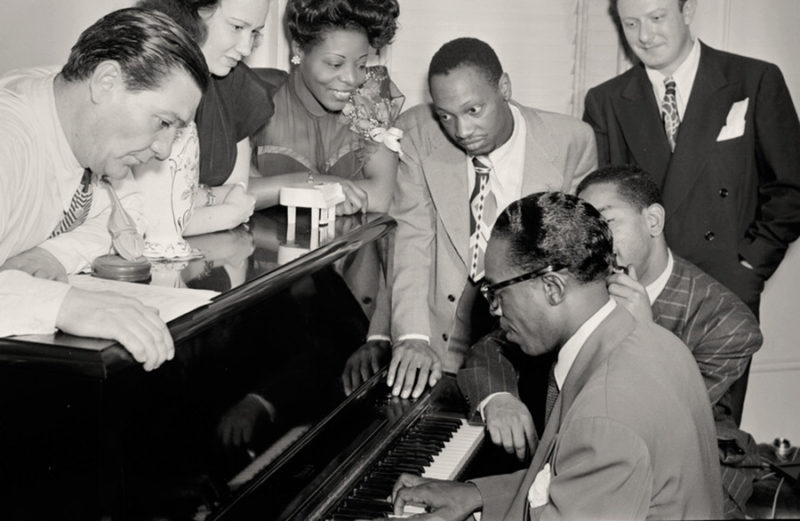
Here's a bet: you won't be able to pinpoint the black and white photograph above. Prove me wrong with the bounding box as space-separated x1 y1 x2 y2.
0 0 798 519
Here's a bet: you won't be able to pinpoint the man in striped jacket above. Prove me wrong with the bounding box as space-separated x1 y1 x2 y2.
458 165 762 517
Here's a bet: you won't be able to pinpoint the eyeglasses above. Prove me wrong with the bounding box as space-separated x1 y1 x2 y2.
480 264 562 311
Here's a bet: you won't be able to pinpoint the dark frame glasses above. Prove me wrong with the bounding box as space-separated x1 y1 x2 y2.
480 264 563 309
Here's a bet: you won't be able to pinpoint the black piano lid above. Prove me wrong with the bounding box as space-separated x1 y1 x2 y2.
0 208 398 521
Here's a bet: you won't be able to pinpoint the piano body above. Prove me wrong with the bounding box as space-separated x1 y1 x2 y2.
0 208 486 521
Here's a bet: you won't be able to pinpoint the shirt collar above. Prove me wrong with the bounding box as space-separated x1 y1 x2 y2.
645 248 674 304
554 298 617 389
486 103 521 165
290 69 328 118
645 37 701 112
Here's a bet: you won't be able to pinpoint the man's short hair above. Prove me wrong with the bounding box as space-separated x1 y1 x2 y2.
610 0 688 17
428 37 503 86
492 192 615 284
576 165 663 210
61 7 209 93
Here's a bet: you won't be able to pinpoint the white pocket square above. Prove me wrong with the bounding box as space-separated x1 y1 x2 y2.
528 463 552 509
716 98 749 141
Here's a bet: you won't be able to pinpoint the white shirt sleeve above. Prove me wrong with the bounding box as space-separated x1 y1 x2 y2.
0 269 70 336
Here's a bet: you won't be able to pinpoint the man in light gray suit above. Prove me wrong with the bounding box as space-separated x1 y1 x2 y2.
389 192 722 521
342 37 596 399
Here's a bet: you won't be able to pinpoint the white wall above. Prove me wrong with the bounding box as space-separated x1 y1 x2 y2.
1 0 798 442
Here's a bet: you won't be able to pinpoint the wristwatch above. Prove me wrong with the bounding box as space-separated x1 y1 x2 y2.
199 183 216 206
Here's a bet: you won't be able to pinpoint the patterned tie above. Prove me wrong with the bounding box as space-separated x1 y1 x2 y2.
661 76 680 152
50 168 93 238
544 363 559 425
469 156 497 282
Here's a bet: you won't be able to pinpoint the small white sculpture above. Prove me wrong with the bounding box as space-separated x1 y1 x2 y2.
280 181 346 230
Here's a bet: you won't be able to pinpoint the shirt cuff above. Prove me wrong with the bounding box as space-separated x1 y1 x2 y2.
0 270 71 336
366 334 391 343
478 392 514 421
246 393 277 422
397 334 430 343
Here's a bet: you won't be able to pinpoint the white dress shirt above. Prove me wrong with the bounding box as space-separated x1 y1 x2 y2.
645 37 701 120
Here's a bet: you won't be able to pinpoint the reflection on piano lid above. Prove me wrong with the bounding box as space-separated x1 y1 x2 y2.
210 371 484 521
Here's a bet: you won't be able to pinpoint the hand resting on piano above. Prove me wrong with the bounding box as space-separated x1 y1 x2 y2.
342 338 444 400
342 339 392 396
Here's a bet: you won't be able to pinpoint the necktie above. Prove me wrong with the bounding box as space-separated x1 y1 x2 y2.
50 168 93 238
469 156 497 282
661 76 680 152
544 363 559 425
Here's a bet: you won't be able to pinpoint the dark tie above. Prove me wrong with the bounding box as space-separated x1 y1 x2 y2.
544 363 559 426
469 156 497 282
50 168 94 238
661 76 680 152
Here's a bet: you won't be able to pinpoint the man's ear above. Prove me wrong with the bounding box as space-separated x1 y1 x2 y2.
88 60 124 105
542 272 566 306
644 203 666 237
681 0 698 26
498 72 512 102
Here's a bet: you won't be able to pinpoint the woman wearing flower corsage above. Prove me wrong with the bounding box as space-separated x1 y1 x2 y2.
249 0 403 215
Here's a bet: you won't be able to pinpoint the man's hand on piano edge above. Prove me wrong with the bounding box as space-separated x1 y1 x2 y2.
56 287 175 371
342 339 392 396
387 339 443 400
386 473 482 520
484 394 536 462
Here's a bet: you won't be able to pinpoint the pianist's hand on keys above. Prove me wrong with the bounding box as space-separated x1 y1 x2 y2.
330 417 484 520
389 473 483 520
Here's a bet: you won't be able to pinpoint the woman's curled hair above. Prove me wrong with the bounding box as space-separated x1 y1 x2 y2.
286 0 399 50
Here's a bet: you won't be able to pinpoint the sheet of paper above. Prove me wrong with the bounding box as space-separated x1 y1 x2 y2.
68 274 219 323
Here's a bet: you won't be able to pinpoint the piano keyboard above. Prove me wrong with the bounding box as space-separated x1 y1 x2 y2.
326 416 484 520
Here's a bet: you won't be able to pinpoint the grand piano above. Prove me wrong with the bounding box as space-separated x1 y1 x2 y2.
0 208 486 521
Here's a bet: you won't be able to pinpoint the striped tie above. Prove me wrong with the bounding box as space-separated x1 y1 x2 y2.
661 76 680 152
469 156 497 282
50 168 93 238
544 363 559 425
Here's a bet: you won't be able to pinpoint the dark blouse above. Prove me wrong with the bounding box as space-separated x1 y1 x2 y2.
195 63 273 187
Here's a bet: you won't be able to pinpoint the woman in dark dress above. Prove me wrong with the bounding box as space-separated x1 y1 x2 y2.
250 0 403 215
137 0 273 235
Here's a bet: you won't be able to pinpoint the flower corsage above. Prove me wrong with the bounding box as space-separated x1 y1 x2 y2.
340 65 405 156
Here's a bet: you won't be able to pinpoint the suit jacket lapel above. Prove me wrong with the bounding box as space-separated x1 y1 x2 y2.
423 138 471 266
663 43 730 211
616 66 672 186
517 105 568 194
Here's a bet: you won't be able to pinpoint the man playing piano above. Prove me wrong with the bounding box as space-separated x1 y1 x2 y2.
387 192 722 520
458 165 762 516
0 8 208 370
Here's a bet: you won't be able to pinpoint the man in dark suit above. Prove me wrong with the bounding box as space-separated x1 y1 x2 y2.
458 165 762 516
582 0 800 317
389 192 722 520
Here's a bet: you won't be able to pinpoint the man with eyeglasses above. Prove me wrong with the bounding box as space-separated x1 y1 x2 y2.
458 165 762 516
388 191 722 520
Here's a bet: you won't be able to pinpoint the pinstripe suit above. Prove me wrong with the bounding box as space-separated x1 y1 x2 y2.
458 254 762 516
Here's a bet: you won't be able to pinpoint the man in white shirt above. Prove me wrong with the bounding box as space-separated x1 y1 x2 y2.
341 37 596 399
459 165 762 516
389 191 722 521
0 8 208 370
